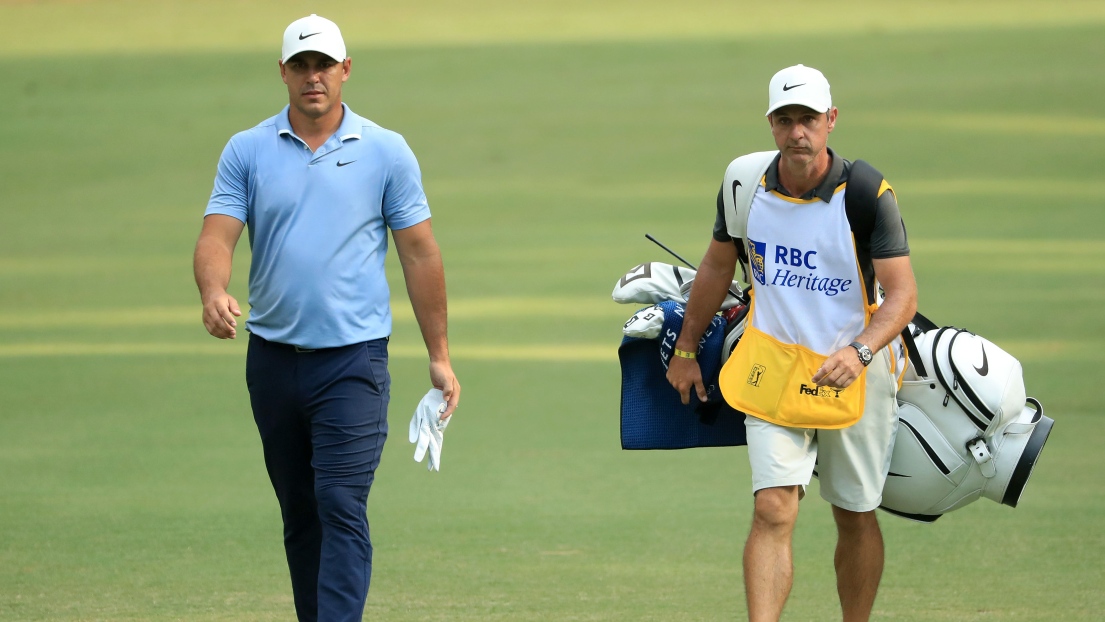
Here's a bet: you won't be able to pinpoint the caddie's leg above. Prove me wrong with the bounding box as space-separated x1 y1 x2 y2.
832 506 883 622
742 414 817 622
302 338 390 622
817 347 897 622
246 335 322 622
744 486 800 622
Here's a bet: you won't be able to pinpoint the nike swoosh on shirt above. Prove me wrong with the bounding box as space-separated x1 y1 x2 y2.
337 160 356 167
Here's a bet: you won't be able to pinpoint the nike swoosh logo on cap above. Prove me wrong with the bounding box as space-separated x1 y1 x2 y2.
782 83 805 91
299 32 320 40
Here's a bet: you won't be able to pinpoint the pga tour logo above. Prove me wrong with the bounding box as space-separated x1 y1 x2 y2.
747 364 766 387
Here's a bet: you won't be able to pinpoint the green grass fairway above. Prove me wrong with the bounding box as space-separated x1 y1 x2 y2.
2 1 1104 620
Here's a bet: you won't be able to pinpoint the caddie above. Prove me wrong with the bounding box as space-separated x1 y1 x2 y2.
666 64 917 622
192 14 460 622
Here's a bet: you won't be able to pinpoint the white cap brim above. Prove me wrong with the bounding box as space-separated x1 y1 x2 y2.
765 98 831 116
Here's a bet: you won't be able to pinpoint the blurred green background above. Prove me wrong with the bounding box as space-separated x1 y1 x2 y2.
1 1 1103 620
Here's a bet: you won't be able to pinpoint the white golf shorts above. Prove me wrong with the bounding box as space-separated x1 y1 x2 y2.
744 347 898 513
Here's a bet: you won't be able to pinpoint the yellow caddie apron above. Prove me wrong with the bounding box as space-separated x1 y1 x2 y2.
719 182 876 429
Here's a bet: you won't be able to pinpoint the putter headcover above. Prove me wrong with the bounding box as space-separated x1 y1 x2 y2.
612 262 696 305
611 261 744 310
622 304 666 339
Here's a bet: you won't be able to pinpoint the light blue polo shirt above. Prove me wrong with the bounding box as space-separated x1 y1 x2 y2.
205 104 431 348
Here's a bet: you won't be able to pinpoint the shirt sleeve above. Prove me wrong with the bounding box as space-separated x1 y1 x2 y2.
204 136 250 223
383 137 431 231
713 184 732 242
869 186 910 259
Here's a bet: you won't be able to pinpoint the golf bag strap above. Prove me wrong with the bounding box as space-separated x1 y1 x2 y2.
901 311 940 378
843 159 890 306
912 310 939 332
721 150 778 283
844 159 883 244
900 326 925 377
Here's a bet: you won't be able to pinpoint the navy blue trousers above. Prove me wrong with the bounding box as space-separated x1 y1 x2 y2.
246 335 390 622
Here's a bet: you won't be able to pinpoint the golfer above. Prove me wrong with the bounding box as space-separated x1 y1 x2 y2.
192 14 459 622
667 64 916 622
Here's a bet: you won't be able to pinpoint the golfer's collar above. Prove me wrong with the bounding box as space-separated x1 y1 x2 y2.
274 104 362 142
763 147 842 203
275 105 295 137
334 103 362 142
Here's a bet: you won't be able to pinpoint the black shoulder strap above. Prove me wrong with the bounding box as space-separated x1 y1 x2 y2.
899 311 941 379
911 310 938 332
844 159 883 303
844 159 882 243
900 326 925 377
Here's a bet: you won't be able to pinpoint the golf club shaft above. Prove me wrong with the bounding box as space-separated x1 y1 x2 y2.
645 233 745 302
645 234 697 270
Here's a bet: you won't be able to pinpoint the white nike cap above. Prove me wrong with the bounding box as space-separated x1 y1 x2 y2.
281 14 347 64
765 64 832 116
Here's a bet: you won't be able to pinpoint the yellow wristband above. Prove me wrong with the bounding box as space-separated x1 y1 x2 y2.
672 348 697 359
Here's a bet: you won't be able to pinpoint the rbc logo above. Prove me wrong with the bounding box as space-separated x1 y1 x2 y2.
747 239 767 285
775 245 817 269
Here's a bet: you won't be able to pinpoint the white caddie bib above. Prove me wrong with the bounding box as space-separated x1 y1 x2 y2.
720 182 875 429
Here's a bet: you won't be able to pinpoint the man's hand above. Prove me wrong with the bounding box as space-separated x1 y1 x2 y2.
430 359 460 420
194 214 245 339
666 355 707 405
665 237 738 406
812 346 864 389
201 291 242 339
812 254 917 389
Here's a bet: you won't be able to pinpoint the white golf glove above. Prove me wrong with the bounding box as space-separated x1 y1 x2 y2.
409 388 450 471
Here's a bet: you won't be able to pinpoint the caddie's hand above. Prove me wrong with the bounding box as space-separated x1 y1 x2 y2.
666 355 707 405
429 359 460 420
812 346 865 389
201 291 241 339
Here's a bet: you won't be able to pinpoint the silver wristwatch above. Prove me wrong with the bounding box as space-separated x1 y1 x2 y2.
849 341 873 367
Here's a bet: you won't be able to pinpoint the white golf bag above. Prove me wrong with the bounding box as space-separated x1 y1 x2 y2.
879 323 1054 522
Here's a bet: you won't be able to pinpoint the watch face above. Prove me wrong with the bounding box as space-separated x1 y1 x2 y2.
851 342 872 365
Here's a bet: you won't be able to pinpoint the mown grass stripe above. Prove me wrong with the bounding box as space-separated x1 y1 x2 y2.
3 0 1103 57
0 340 1096 362
0 341 617 361
1 298 636 329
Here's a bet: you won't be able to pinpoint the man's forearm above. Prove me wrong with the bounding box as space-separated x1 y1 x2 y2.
193 236 234 301
401 251 450 361
855 289 917 353
675 251 737 351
